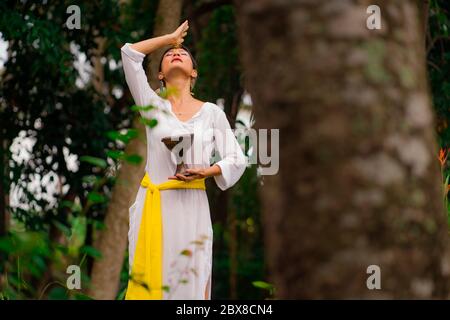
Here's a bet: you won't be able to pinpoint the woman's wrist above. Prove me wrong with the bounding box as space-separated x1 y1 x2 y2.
204 164 222 178
164 33 176 46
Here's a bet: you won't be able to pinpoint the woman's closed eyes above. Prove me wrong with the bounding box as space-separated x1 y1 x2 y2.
165 52 188 57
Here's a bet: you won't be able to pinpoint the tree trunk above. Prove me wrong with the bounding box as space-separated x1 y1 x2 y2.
234 0 450 298
87 118 147 300
146 0 183 88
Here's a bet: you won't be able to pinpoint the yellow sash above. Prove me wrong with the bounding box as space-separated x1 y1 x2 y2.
125 172 206 300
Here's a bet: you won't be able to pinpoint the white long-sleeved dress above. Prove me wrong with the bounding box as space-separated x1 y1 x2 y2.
120 43 246 300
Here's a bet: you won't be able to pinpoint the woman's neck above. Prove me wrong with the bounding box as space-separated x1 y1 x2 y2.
166 76 193 105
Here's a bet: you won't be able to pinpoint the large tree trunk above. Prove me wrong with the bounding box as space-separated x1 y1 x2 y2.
88 0 184 300
235 0 450 298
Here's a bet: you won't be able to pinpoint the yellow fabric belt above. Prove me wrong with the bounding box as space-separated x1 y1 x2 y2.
125 172 206 300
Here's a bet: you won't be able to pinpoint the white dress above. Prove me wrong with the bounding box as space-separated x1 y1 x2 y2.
120 43 247 300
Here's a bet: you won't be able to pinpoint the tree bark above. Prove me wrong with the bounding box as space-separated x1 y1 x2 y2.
87 118 147 300
235 0 450 298
88 0 184 300
146 0 184 89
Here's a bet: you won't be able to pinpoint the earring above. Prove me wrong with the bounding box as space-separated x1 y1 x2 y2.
159 80 166 96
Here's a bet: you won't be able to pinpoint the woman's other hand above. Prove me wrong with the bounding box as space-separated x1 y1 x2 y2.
168 167 205 182
168 165 222 182
169 20 189 48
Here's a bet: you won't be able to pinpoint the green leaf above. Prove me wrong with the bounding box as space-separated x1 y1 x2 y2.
60 200 82 213
106 150 124 160
162 285 170 293
80 245 102 259
124 154 143 165
48 286 68 300
106 131 121 141
79 156 107 169
53 220 71 237
130 104 155 113
74 292 94 300
139 117 158 128
82 175 99 184
91 219 105 231
106 129 138 144
60 200 74 208
68 216 87 254
180 249 192 257
0 237 13 254
157 86 178 99
252 280 275 292
87 192 106 204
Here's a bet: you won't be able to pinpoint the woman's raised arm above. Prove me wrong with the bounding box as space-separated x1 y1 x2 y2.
120 21 189 117
120 42 164 118
129 20 188 54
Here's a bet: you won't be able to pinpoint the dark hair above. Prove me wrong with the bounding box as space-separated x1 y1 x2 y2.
158 45 198 89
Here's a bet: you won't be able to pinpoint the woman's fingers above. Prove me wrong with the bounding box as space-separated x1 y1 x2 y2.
170 172 203 182
181 21 189 35
175 21 187 36
185 168 205 177
179 20 188 32
183 175 199 181
172 20 188 47
175 173 187 181
170 20 189 47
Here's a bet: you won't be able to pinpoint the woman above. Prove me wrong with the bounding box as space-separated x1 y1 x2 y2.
120 20 246 300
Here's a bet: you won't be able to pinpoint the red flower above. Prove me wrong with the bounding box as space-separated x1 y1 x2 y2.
439 148 449 167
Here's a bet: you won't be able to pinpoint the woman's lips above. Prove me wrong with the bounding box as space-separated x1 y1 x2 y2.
171 58 182 63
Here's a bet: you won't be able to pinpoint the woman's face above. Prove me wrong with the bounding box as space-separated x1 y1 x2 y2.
159 48 196 81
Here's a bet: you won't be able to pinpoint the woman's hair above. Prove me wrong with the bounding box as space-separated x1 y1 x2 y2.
158 45 198 90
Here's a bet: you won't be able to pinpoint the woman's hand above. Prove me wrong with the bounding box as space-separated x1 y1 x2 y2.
168 20 189 48
168 165 222 182
168 167 206 182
